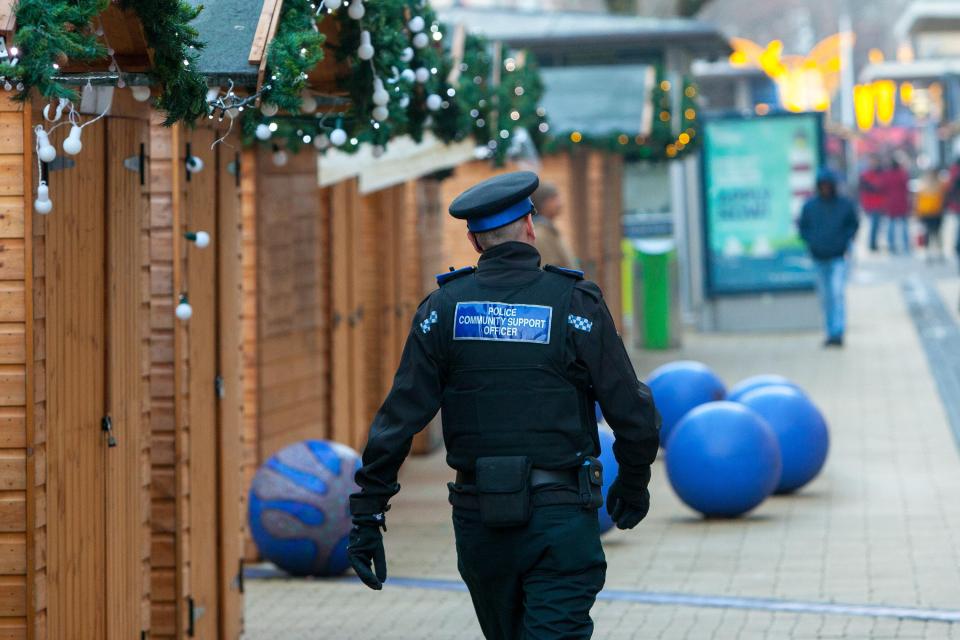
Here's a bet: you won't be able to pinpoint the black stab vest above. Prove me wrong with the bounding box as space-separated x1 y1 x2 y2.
437 269 596 471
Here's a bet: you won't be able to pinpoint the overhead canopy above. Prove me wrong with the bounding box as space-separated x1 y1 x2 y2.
318 133 476 193
540 65 654 137
894 1 960 42
187 0 263 86
860 59 960 83
437 7 731 62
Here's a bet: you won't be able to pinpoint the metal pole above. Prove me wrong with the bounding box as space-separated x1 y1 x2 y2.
839 4 858 189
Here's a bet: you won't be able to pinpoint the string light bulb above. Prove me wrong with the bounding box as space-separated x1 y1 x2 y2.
372 77 390 105
358 31 375 60
186 155 204 173
62 125 82 155
36 128 56 163
131 85 151 102
330 126 348 147
176 294 193 321
34 181 52 215
301 90 318 113
348 0 365 19
184 231 211 248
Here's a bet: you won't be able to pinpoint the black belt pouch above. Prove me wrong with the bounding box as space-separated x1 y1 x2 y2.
475 456 532 528
578 457 604 509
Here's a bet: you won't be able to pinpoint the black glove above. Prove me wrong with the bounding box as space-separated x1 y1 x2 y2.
348 513 387 590
605 478 650 530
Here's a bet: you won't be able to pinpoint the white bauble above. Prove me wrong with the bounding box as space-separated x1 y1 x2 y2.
313 133 330 150
272 149 289 167
194 231 211 248
426 94 442 111
408 16 425 32
260 102 279 117
255 124 272 140
325 0 342 9
415 67 430 83
412 32 429 49
372 105 389 121
401 47 414 63
401 69 416 83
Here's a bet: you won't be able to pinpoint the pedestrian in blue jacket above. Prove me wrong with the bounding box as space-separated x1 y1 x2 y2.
798 168 860 347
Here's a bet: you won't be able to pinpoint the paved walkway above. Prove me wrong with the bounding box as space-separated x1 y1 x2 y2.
243 253 960 639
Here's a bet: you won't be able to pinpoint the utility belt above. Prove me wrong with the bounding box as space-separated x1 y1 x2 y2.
448 455 603 528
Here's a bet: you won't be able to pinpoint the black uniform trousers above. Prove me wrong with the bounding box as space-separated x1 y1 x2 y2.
452 504 606 640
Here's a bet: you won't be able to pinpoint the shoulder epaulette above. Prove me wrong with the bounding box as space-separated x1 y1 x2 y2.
544 264 584 280
436 265 476 286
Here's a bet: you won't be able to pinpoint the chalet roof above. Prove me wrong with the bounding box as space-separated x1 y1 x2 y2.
437 7 730 61
187 0 263 86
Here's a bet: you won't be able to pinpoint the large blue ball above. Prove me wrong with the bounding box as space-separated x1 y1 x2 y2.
665 402 781 517
647 361 726 444
248 440 361 576
726 374 805 403
737 385 828 494
596 426 618 534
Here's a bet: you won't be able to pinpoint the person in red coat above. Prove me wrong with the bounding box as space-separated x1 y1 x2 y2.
882 159 911 255
859 155 886 252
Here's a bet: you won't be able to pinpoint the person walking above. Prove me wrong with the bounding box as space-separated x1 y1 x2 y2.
859 155 886 252
798 168 860 347
914 169 946 262
883 159 912 255
531 181 579 268
347 172 660 639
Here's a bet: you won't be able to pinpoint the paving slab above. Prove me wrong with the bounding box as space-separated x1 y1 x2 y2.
243 257 960 639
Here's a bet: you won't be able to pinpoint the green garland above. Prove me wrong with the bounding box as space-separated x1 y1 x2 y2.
121 0 209 125
241 0 548 165
0 0 107 102
260 1 326 113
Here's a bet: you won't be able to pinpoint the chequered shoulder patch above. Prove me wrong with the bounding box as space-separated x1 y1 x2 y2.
420 310 439 334
568 314 593 333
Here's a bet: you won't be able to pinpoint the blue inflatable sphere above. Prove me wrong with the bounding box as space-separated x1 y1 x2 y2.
726 374 805 403
596 426 618 534
647 361 726 445
249 440 361 576
665 402 781 517
737 385 828 494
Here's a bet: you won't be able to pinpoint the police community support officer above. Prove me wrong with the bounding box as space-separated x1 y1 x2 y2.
348 171 661 639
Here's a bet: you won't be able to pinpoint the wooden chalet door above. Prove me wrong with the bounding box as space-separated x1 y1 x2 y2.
44 114 147 639
177 126 244 639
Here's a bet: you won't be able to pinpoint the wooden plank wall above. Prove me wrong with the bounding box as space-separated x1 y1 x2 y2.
254 148 327 460
0 93 29 640
240 149 259 562
147 117 179 639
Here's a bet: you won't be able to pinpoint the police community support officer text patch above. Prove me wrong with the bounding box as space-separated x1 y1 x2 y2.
453 301 552 344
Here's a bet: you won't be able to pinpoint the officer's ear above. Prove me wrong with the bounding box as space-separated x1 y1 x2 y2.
523 214 536 243
467 231 484 254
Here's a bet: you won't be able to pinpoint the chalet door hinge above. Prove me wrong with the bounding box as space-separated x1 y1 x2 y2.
215 374 226 399
101 415 117 448
187 596 205 637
